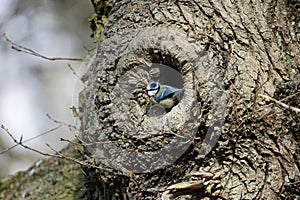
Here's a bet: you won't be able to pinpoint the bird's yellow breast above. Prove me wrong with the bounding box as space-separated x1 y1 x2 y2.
149 97 175 109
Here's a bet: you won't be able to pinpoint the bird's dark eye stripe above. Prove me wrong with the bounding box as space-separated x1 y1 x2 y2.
147 89 157 91
150 82 157 87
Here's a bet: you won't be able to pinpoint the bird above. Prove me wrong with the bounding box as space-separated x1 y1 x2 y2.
146 81 184 110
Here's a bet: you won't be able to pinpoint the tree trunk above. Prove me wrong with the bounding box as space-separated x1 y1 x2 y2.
1 0 299 199
80 0 299 199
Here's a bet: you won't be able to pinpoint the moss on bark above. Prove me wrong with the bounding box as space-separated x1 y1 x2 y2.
0 146 87 200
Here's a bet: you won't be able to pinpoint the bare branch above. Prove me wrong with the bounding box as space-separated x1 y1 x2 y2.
0 125 62 155
1 124 111 171
67 64 82 81
259 94 300 113
70 105 80 119
60 137 136 146
3 33 84 62
46 113 78 131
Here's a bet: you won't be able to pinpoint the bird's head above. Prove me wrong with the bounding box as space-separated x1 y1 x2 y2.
146 81 160 97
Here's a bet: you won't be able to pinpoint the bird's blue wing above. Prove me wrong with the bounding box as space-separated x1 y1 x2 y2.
155 85 184 102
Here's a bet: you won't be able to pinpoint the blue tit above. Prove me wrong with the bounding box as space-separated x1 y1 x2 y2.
146 81 184 109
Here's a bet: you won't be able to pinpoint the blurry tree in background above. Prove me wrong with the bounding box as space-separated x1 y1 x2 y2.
0 0 94 178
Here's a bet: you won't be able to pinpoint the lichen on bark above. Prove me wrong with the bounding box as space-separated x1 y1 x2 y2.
0 147 86 200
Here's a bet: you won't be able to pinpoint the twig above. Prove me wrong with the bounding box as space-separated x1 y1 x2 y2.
1 124 110 171
67 64 82 81
3 33 84 61
1 124 57 156
280 91 300 102
70 106 80 119
60 137 136 146
46 113 78 131
46 143 103 169
0 125 62 155
259 94 300 113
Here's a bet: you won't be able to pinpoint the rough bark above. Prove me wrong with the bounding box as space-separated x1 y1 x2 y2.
80 0 299 199
0 146 86 200
1 0 299 199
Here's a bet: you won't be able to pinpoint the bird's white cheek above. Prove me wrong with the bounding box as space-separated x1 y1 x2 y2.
147 90 157 96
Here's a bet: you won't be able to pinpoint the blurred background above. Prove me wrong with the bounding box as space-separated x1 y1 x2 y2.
0 0 94 179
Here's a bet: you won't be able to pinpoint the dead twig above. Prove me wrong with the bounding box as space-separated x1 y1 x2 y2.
67 64 83 81
259 94 300 113
3 33 84 61
0 124 111 171
0 125 62 155
46 113 78 131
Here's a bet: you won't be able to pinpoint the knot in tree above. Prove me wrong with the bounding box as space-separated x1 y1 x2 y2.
79 25 228 198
